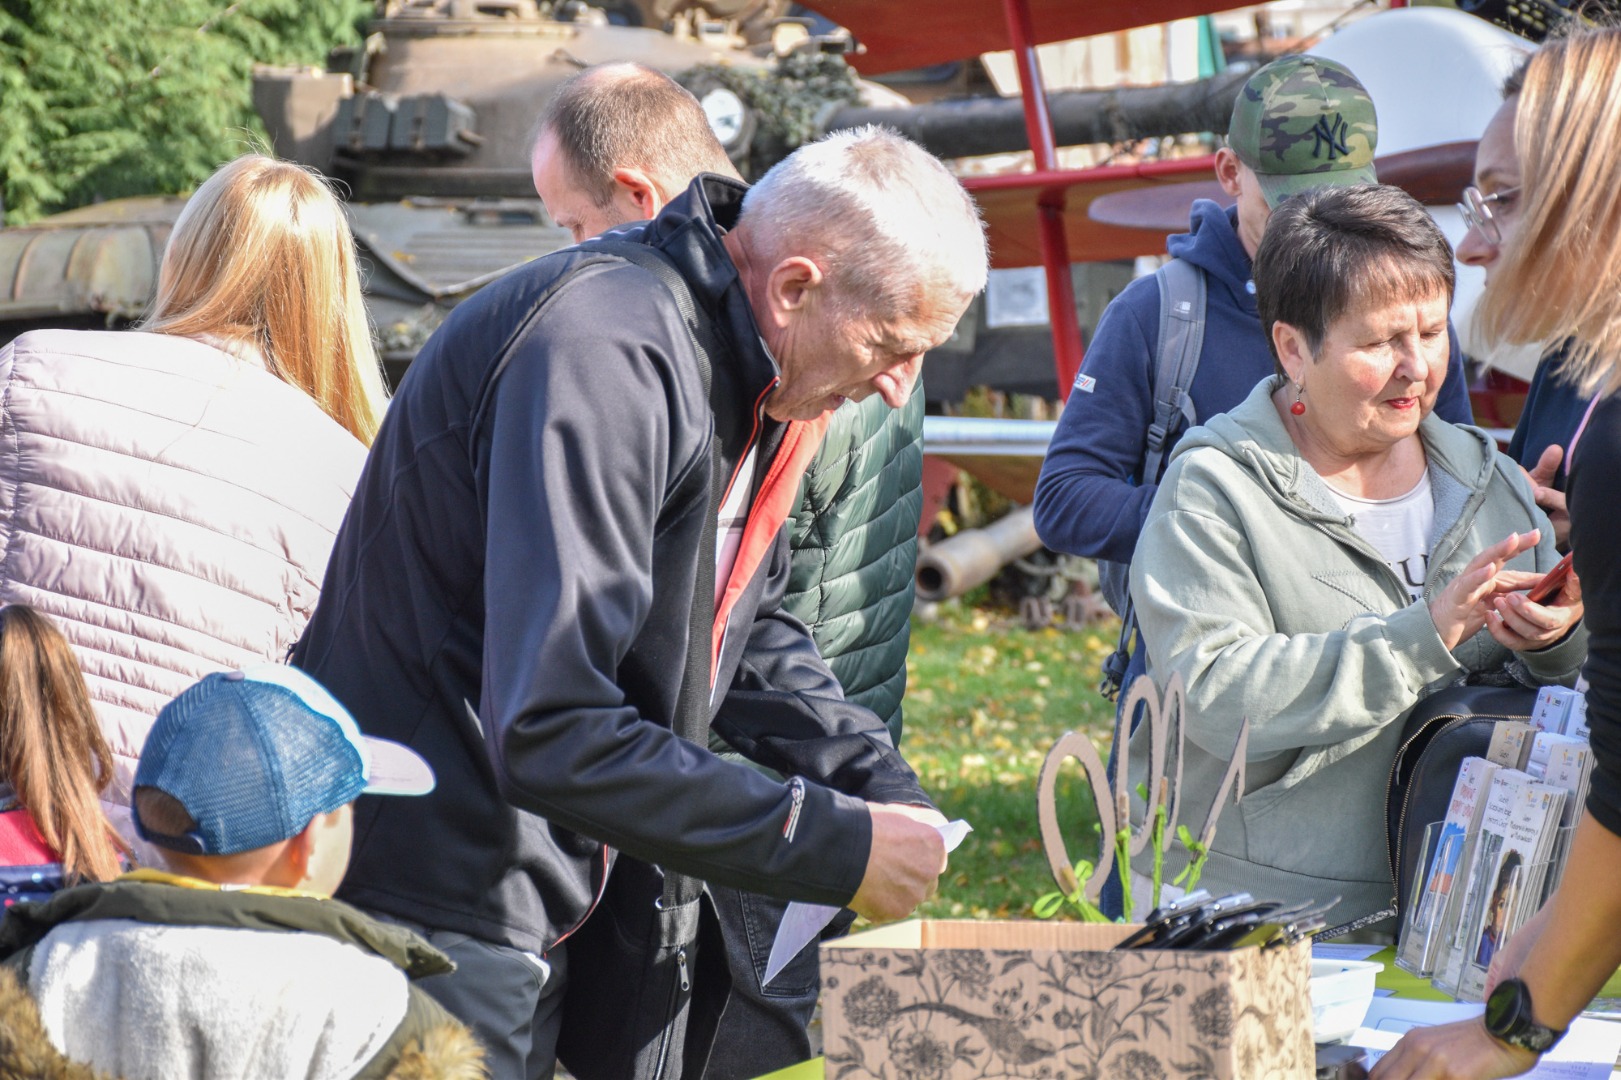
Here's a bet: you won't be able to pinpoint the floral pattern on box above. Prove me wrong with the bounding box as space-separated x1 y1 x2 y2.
821 937 1312 1080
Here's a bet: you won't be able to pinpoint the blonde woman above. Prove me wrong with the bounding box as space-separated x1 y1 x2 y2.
1374 27 1621 1080
0 154 383 822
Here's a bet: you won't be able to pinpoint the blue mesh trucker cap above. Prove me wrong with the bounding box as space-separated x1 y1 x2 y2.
134 665 435 856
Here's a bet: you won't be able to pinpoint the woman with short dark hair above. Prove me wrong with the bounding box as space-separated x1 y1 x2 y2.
1123 183 1583 930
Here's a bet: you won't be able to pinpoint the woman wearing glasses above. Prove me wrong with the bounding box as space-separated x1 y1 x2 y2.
1458 62 1588 552
1374 27 1621 1080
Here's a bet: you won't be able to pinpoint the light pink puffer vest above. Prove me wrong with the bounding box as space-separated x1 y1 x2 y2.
0 329 367 809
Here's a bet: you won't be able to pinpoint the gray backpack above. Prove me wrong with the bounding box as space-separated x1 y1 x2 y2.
1097 257 1206 699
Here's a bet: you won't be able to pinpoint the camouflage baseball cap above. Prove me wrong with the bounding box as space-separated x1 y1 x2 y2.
1228 55 1378 209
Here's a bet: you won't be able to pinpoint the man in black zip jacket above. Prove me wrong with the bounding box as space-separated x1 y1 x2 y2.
291 127 987 1077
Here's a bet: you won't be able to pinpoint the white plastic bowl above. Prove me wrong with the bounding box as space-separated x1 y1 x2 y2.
1310 958 1385 1044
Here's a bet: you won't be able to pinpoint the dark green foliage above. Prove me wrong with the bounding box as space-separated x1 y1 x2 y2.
0 0 370 223
681 52 863 179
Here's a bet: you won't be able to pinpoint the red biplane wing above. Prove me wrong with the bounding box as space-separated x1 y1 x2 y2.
804 0 1250 76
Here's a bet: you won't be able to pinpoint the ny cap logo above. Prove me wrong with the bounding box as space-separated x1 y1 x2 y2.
1311 113 1352 160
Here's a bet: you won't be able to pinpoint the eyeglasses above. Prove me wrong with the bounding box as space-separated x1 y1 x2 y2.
1457 186 1520 247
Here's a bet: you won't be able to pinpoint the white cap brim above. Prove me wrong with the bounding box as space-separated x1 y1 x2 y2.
362 736 437 797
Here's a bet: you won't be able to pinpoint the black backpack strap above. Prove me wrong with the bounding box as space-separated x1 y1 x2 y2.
583 239 724 910
464 239 723 910
1099 259 1207 703
1144 258 1207 485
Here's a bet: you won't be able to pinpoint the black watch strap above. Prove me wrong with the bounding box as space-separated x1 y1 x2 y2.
1485 978 1566 1055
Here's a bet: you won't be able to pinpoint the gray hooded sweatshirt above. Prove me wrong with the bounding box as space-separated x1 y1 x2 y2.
1127 378 1585 928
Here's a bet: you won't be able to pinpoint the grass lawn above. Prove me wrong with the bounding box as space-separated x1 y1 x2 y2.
900 602 1121 920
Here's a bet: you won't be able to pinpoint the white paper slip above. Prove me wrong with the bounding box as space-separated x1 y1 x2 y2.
1350 997 1621 1079
1312 943 1385 962
761 818 971 987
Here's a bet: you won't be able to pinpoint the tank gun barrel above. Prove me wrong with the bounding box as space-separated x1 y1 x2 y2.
915 506 1042 603
821 69 1248 160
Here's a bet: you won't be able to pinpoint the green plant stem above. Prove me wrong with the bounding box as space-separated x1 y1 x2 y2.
1149 801 1167 911
1113 827 1134 921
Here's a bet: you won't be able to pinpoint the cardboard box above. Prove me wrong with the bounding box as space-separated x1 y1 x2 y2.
820 920 1313 1080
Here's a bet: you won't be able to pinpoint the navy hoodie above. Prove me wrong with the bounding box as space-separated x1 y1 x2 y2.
1033 200 1476 566
1508 344 1592 490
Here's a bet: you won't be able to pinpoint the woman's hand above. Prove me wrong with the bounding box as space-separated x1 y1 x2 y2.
1523 445 1571 551
1486 563 1582 652
1429 531 1541 651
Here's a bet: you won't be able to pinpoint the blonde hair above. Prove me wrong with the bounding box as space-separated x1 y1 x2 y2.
1478 28 1621 395
0 606 128 883
141 154 387 444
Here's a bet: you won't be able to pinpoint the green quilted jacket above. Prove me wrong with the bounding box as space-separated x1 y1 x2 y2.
783 389 924 744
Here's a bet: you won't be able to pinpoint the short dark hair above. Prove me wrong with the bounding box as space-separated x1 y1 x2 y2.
534 62 735 208
1254 184 1455 373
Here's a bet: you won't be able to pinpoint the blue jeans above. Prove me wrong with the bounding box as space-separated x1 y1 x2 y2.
703 885 856 1080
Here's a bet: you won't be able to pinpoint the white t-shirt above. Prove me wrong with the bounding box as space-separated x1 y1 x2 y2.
715 443 759 608
1327 470 1435 602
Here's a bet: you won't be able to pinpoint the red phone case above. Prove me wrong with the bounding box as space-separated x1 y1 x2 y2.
1527 552 1574 604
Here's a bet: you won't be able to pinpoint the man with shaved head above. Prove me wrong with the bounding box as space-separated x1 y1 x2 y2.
295 115 987 1077
532 62 934 1078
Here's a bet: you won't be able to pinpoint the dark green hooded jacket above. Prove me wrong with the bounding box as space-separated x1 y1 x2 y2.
783 389 924 744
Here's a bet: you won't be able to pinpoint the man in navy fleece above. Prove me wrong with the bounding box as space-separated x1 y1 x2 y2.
1033 54 1475 703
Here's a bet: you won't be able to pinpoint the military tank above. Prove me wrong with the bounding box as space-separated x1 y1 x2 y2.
0 0 1255 388
0 0 872 383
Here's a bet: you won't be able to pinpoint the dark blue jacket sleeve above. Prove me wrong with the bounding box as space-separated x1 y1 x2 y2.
1032 286 1162 564
1435 323 1474 426
713 527 935 808
478 265 870 906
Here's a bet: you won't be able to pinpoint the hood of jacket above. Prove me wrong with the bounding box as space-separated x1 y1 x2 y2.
0 878 460 1080
1171 375 1509 532
1165 199 1258 321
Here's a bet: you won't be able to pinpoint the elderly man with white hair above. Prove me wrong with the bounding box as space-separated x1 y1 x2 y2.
292 126 987 1079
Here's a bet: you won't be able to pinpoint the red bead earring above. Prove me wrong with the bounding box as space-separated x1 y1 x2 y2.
1290 382 1306 416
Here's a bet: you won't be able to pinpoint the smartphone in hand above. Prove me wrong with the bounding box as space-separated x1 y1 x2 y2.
1526 551 1574 604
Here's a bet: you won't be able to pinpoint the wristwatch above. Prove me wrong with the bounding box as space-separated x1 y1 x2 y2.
1484 978 1566 1055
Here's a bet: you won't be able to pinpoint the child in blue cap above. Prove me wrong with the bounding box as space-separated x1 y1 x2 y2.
0 665 486 1080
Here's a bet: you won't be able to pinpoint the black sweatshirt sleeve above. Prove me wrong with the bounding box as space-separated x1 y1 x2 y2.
1568 393 1621 836
712 527 935 808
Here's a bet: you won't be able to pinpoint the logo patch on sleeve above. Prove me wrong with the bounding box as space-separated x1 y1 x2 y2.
1073 372 1097 394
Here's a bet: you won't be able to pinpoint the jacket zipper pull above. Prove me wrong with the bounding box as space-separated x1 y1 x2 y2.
783 776 805 842
678 947 691 992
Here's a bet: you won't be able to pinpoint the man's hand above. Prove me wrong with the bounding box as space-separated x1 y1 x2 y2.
1368 1018 1536 1080
878 803 949 829
1524 446 1571 550
849 803 948 923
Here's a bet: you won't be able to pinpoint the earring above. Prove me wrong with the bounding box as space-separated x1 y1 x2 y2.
1290 381 1306 416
